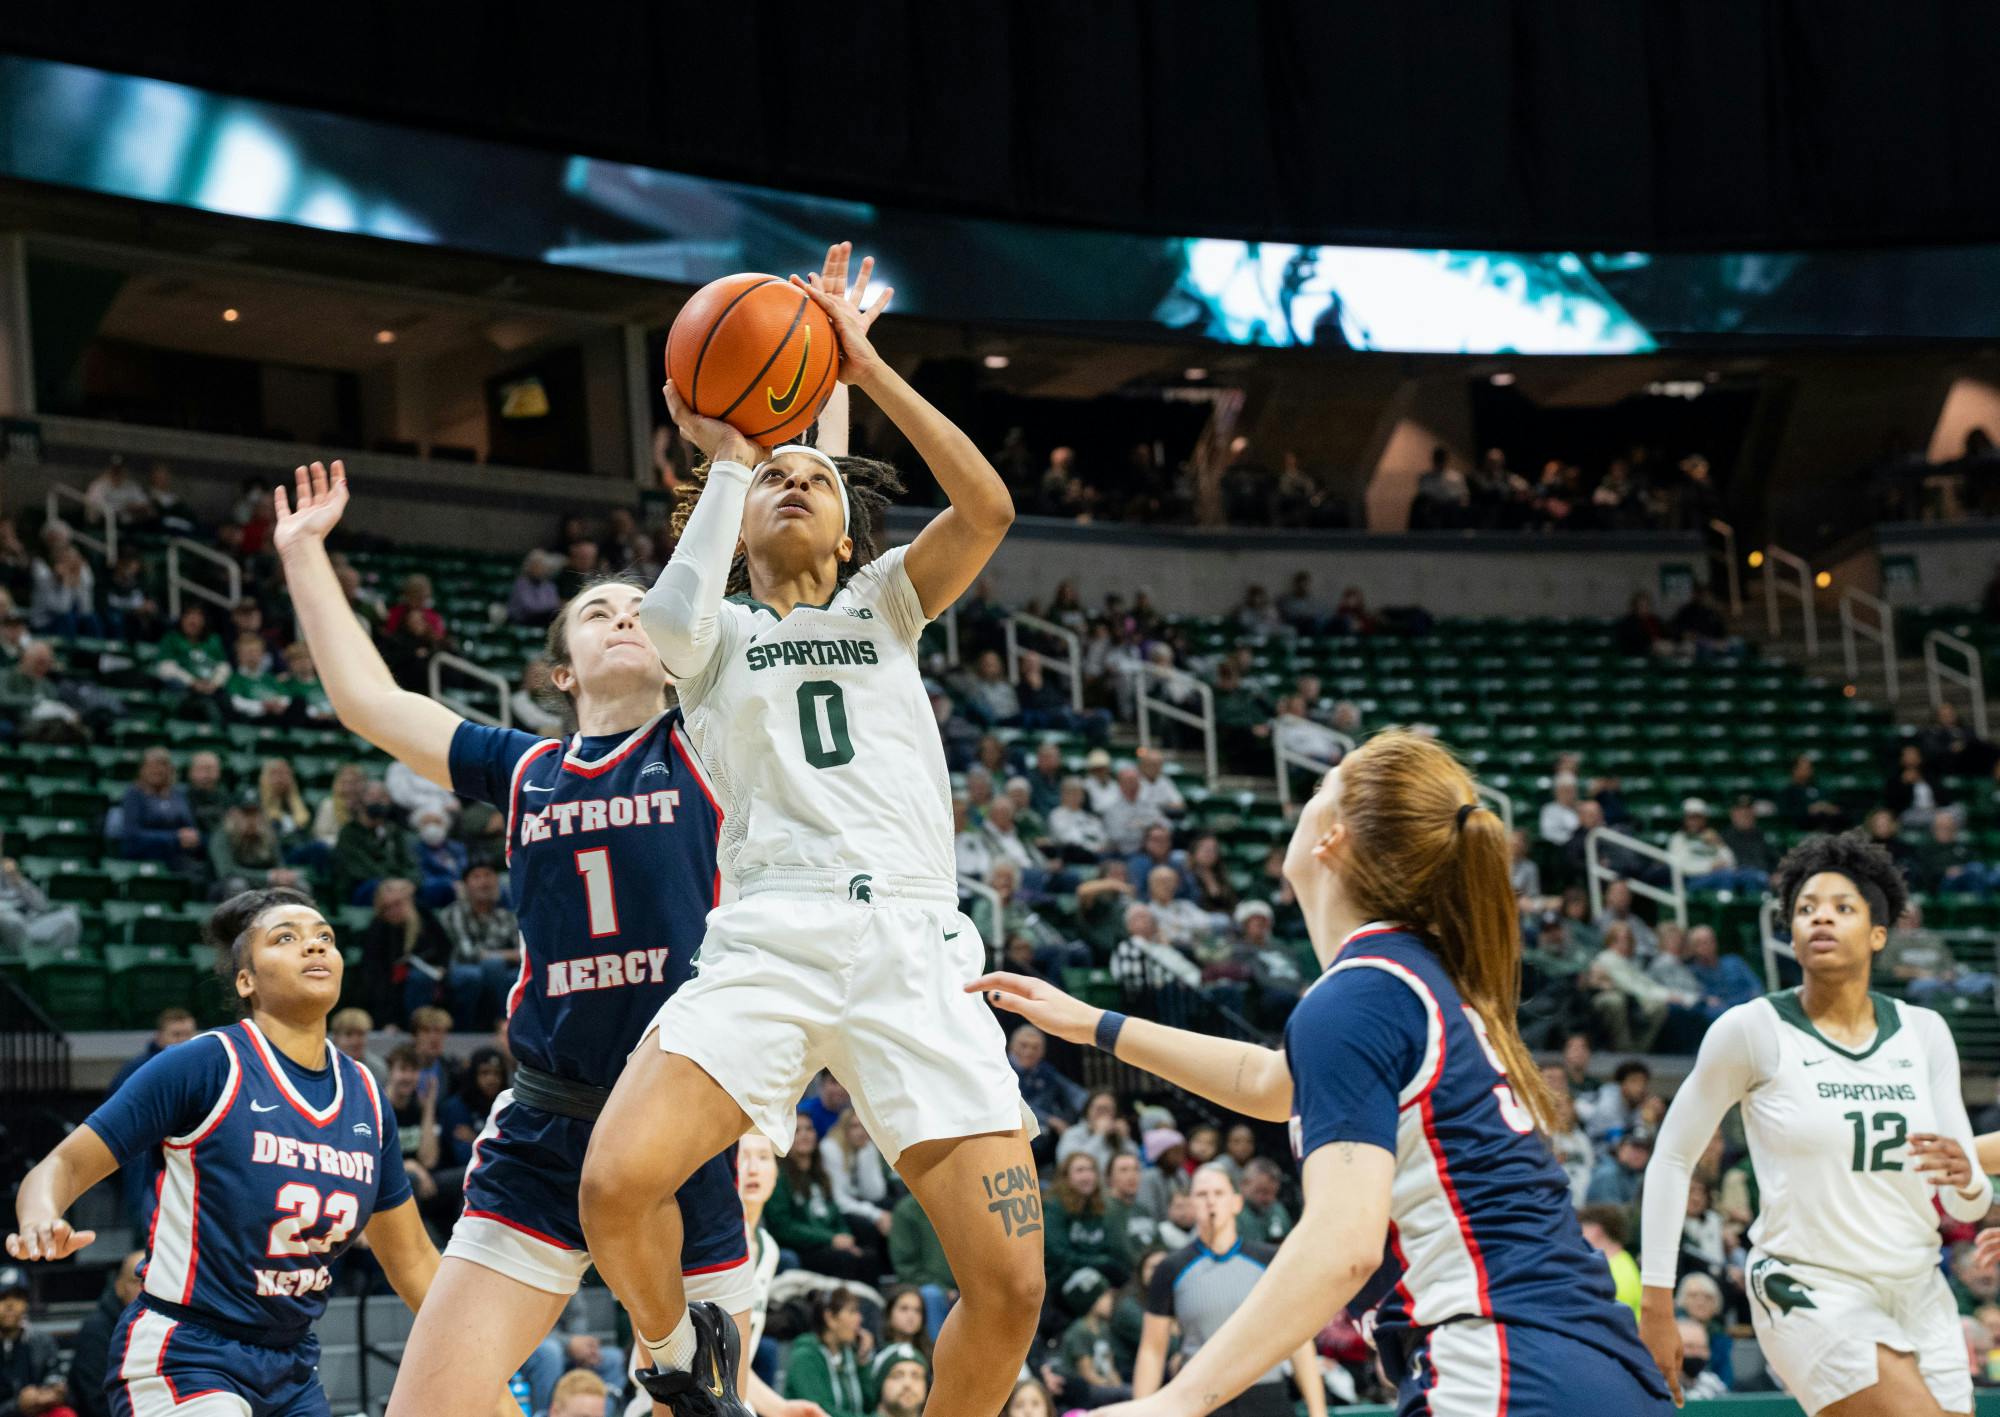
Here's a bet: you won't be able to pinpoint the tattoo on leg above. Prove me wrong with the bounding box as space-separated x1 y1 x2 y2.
980 1165 1043 1238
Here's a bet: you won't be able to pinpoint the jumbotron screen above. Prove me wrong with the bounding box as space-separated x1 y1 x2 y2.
7 54 2000 354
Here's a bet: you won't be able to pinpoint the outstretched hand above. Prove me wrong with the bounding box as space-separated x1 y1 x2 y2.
662 379 767 469
5 1215 95 1263
794 242 892 389
272 460 351 554
966 970 1101 1047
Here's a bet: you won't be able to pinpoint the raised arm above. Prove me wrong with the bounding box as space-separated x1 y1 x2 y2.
6 1125 116 1261
275 461 462 787
640 387 761 682
794 262 1012 619
967 972 1293 1121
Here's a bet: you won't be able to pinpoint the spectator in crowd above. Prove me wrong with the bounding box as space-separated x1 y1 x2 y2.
1919 700 1996 779
1053 1270 1128 1406
381 1044 447 1226
1237 1158 1294 1246
1543 1082 1594 1206
1886 741 1959 831
1675 1271 1735 1390
507 551 562 628
0 639 99 742
1056 1089 1140 1176
1589 919 1676 1051
437 1045 506 1155
182 752 230 836
889 1187 957 1341
870 1344 930 1417
408 805 467 908
1268 692 1347 767
118 747 206 877
963 650 1021 726
208 795 303 898
437 862 520 1026
1100 765 1169 857
0 1265 69 1417
780 1285 875 1415
1103 1152 1159 1258
100 551 161 642
1614 591 1671 659
257 758 315 852
509 659 564 736
1023 740 1067 817
1125 824 1189 900
1046 1152 1128 1296
156 604 231 717
796 1074 852 1139
1142 864 1216 957
1079 748 1120 814
821 1108 895 1244
1864 806 1917 878
1008 1024 1089 1136
144 461 196 534
355 878 453 1025
1776 752 1847 831
1577 1205 1643 1320
1585 1059 1654 1144
0 850 82 952
1879 900 1993 1003
1912 812 1995 895
1135 1128 1189 1221
545 1370 609 1417
65 1249 143 1417
335 780 414 905
1112 904 1203 992
229 600 282 669
330 1006 388 1088
1134 749 1186 818
85 455 154 526
1675 1318 1730 1401
1686 925 1762 1019
29 539 101 638
1048 778 1110 860
1183 834 1238 916
979 795 1049 881
225 633 291 720
1596 879 1660 958
930 684 981 773
0 596 29 664
1717 796 1776 876
1540 775 1582 845
1668 798 1767 892
312 763 368 847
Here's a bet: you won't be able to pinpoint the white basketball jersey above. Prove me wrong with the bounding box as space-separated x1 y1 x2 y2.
674 544 954 885
1740 991 1959 1283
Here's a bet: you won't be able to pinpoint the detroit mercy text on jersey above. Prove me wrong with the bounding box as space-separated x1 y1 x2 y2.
1284 925 1663 1390
82 1022 409 1333
670 544 954 885
449 710 721 1085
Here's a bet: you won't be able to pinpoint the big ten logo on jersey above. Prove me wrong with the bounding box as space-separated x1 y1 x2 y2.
1462 1007 1535 1134
518 790 680 846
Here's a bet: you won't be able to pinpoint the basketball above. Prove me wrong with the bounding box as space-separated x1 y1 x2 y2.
666 272 839 447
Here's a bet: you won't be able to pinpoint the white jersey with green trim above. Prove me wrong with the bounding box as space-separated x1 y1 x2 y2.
670 544 954 886
1640 989 1990 1289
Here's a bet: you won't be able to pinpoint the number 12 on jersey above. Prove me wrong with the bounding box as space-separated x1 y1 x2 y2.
1844 1109 1907 1172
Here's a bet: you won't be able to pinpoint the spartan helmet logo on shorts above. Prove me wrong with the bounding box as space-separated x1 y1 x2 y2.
1750 1255 1818 1319
847 873 873 903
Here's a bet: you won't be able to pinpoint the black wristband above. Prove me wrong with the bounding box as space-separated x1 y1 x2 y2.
1094 1011 1127 1056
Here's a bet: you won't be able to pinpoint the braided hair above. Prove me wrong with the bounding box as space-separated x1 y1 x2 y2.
669 454 906 598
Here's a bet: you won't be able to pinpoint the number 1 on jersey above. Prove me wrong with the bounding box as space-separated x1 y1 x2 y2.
575 848 620 937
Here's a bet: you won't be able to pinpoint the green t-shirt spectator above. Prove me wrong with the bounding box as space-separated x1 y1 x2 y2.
1060 1313 1125 1385
157 631 228 687
1045 1199 1127 1290
1238 1197 1294 1245
227 664 290 719
764 1168 845 1252
283 673 336 722
782 1336 866 1417
888 1192 955 1291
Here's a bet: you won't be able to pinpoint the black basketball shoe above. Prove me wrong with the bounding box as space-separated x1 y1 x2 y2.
631 1302 751 1417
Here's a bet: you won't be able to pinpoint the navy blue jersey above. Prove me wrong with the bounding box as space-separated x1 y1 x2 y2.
449 711 721 1086
1285 925 1666 1395
84 1021 409 1334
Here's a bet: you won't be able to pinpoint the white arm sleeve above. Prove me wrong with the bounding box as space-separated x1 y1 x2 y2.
639 460 752 683
1639 1005 1766 1288
1920 1009 1995 1222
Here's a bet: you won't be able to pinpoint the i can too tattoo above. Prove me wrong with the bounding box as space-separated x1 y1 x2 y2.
981 1165 1043 1238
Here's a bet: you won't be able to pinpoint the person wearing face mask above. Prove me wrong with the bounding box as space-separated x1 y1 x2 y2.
408 807 468 910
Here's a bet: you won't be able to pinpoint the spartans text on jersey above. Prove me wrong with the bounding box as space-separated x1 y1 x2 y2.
745 639 879 672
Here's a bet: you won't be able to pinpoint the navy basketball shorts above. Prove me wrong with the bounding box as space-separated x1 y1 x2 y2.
447 1088 750 1308
110 1304 324 1417
1398 1319 1676 1417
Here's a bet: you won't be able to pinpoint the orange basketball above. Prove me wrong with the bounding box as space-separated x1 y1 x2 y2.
666 273 839 448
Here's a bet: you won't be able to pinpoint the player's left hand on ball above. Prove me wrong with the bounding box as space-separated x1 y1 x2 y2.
793 251 891 387
966 971 1100 1047
1910 1132 1975 1191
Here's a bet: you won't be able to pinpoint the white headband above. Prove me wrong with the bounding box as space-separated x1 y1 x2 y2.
755 444 849 536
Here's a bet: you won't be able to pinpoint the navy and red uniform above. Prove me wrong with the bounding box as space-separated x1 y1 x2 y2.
1286 923 1674 1417
444 711 748 1301
82 1020 409 1417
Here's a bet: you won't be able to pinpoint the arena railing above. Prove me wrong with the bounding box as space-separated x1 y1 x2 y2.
1757 894 1792 993
1839 586 1898 701
1133 662 1218 789
1271 720 1353 811
1708 519 1741 616
428 652 513 729
1925 628 1990 739
1762 543 1818 656
45 482 116 564
956 874 1004 969
165 537 241 617
1003 611 1085 712
1583 825 1688 927
0 979 72 1098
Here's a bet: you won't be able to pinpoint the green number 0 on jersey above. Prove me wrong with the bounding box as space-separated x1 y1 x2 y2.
797 679 856 769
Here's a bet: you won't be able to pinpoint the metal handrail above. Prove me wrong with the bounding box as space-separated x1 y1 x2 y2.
1477 781 1516 833
1133 661 1218 788
429 652 513 729
1583 825 1688 927
1271 717 1353 809
1763 543 1817 656
1925 629 1990 739
957 874 1004 968
46 483 116 563
1004 612 1085 713
1708 519 1740 616
1758 894 1792 993
1839 587 1898 701
165 538 241 617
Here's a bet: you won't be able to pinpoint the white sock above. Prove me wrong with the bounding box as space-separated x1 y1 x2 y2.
642 1309 698 1373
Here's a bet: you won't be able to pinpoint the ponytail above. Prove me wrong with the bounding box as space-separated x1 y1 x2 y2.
1323 730 1557 1135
